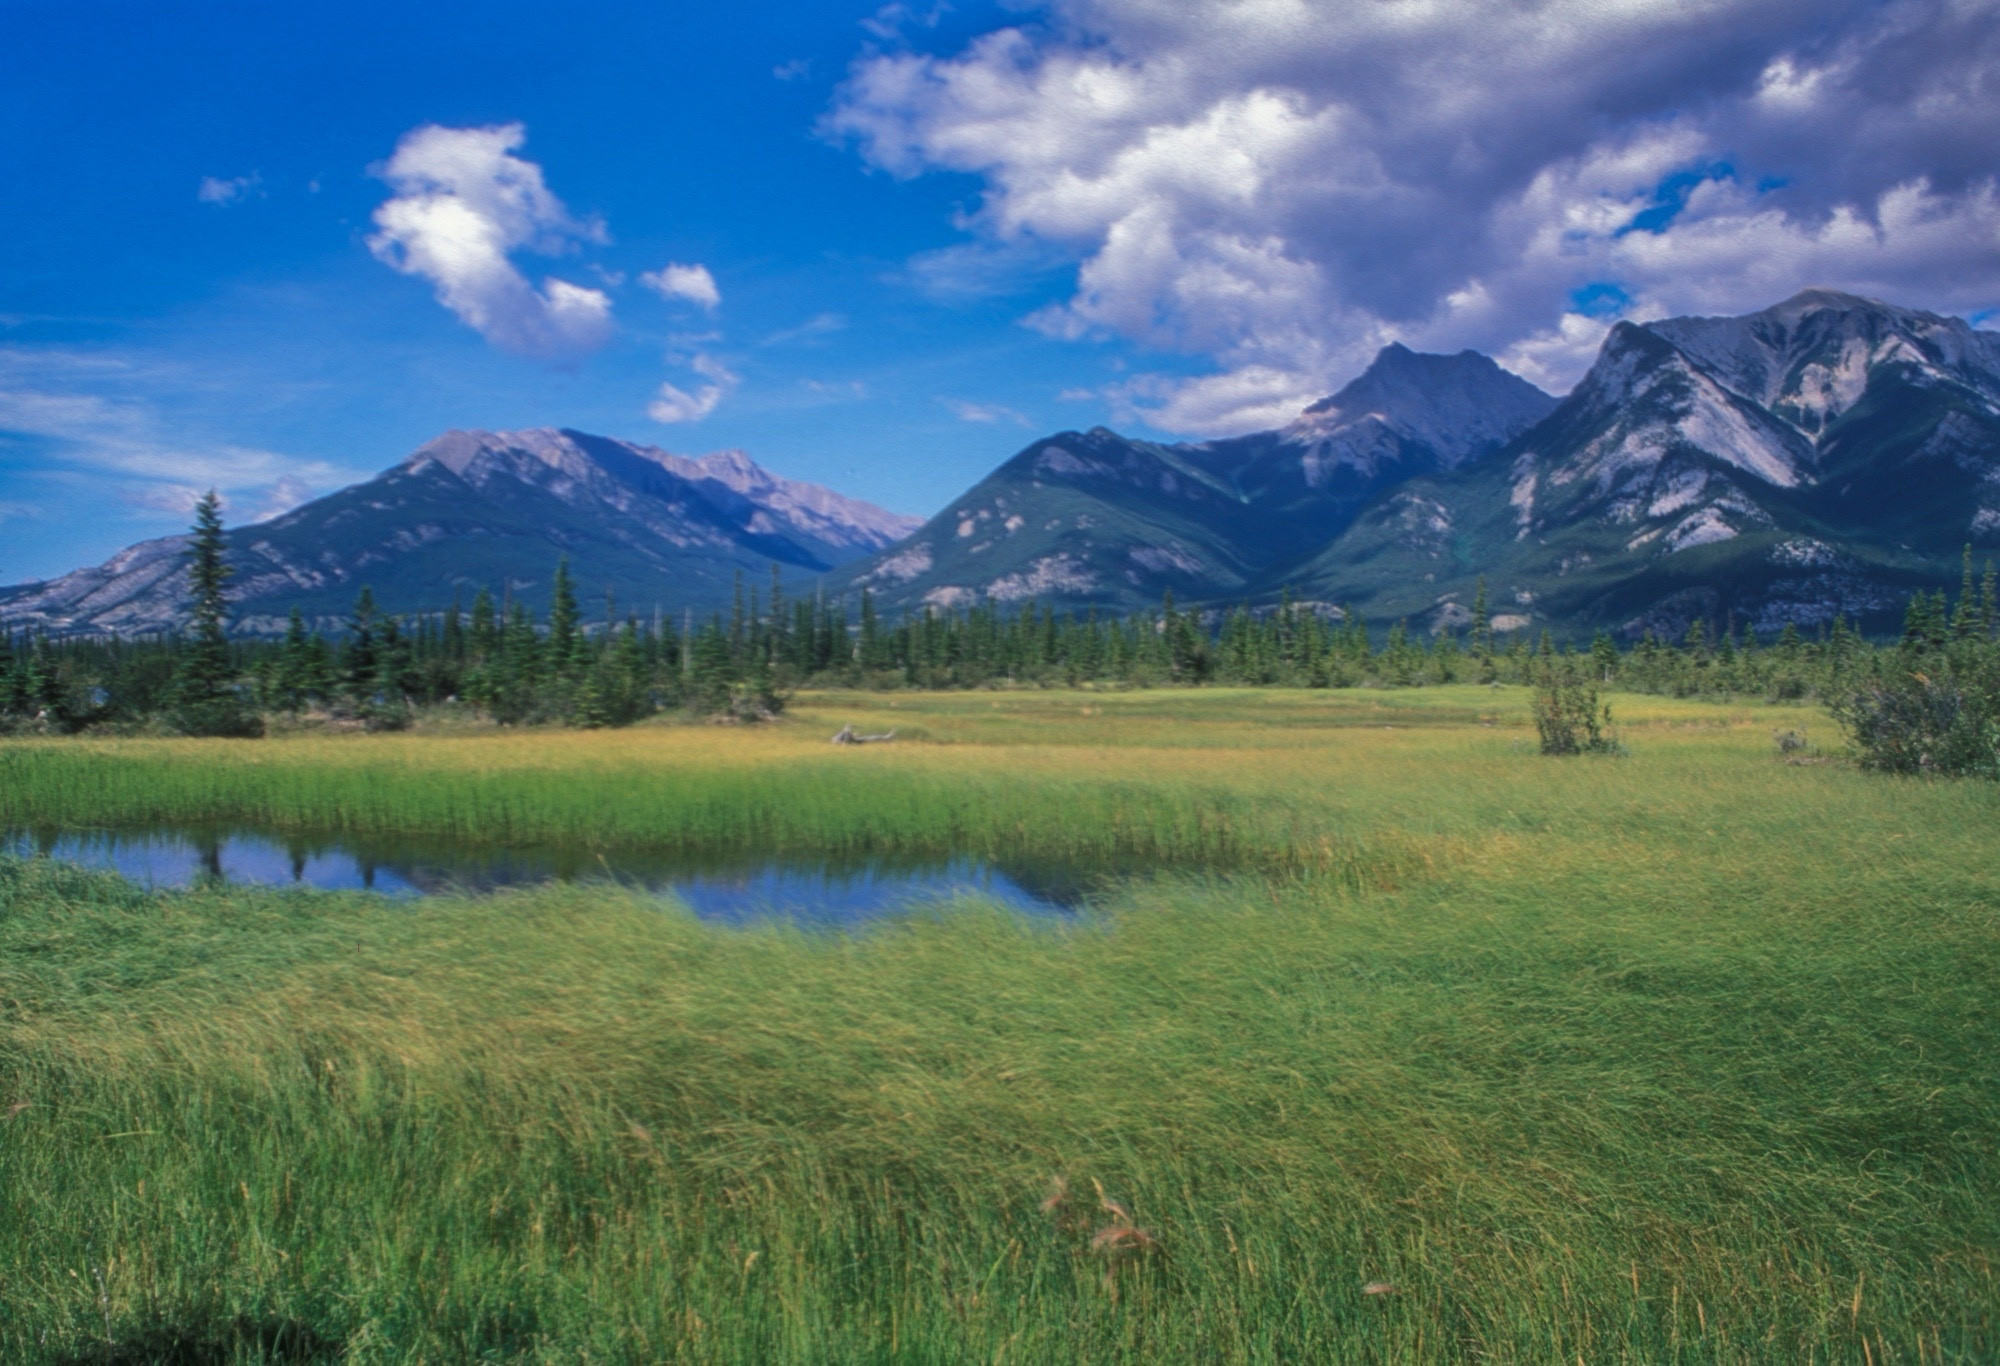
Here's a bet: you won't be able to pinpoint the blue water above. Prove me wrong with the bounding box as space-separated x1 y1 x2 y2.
2 826 1097 926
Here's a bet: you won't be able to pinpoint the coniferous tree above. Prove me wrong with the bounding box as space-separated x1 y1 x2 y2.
492 601 542 723
858 588 883 671
344 586 381 706
1952 546 1983 640
689 616 734 713
1589 629 1619 683
469 588 498 659
379 615 417 706
547 558 582 679
0 637 17 725
767 564 788 677
168 490 260 736
571 664 611 728
1683 618 1707 658
1901 590 1941 654
272 608 317 712
442 593 465 666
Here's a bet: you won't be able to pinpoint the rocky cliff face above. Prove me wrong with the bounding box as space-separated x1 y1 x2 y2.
1510 291 2000 552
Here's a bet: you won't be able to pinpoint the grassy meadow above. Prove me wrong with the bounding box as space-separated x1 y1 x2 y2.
1 686 1996 1361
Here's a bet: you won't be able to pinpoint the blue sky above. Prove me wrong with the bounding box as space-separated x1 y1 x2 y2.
5 0 1998 582
0 0 1137 580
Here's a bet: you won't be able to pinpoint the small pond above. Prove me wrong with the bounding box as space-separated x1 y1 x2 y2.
2 826 1108 926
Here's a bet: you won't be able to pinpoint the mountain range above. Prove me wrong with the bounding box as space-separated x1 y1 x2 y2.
832 289 2000 636
0 428 918 635
5 289 1996 639
835 343 1556 615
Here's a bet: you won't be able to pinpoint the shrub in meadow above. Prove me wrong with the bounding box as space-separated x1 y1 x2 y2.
1530 657 1616 756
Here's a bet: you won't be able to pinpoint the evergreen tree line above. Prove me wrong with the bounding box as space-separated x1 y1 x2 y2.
6 561 1994 729
2 494 1996 772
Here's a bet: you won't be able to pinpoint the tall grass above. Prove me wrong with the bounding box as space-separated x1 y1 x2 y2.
0 686 1629 880
0 687 1807 862
0 712 1377 879
2 687 1996 1360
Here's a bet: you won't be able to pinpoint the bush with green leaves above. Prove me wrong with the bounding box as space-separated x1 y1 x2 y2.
1530 658 1617 755
1831 659 2000 777
1831 551 2000 778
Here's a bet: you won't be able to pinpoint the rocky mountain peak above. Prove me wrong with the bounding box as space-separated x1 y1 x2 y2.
1283 344 1556 472
405 426 586 478
692 448 759 483
1644 288 2000 434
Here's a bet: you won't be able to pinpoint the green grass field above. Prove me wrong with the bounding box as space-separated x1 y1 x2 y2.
2 686 1996 1362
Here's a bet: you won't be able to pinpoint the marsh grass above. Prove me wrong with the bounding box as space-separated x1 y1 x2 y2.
2 687 1996 1360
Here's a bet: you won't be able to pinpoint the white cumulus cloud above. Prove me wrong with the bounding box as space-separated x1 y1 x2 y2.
829 0 2000 432
368 123 613 360
641 262 722 311
648 353 739 424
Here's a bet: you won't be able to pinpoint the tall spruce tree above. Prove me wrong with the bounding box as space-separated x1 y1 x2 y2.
168 490 260 736
273 608 317 712
1953 545 1982 639
345 586 381 705
547 558 582 678
1589 629 1619 683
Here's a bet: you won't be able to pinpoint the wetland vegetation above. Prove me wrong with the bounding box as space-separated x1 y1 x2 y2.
2 687 1997 1360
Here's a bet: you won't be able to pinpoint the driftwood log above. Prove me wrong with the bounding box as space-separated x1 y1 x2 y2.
831 724 897 745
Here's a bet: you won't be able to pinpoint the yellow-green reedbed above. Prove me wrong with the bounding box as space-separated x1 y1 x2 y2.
1 687 1995 1361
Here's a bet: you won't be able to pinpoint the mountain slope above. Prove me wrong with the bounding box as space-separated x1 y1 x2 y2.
0 429 919 636
1288 291 2000 635
831 347 1556 612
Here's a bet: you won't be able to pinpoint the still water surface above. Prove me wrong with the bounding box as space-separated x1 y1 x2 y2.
2 825 1102 925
